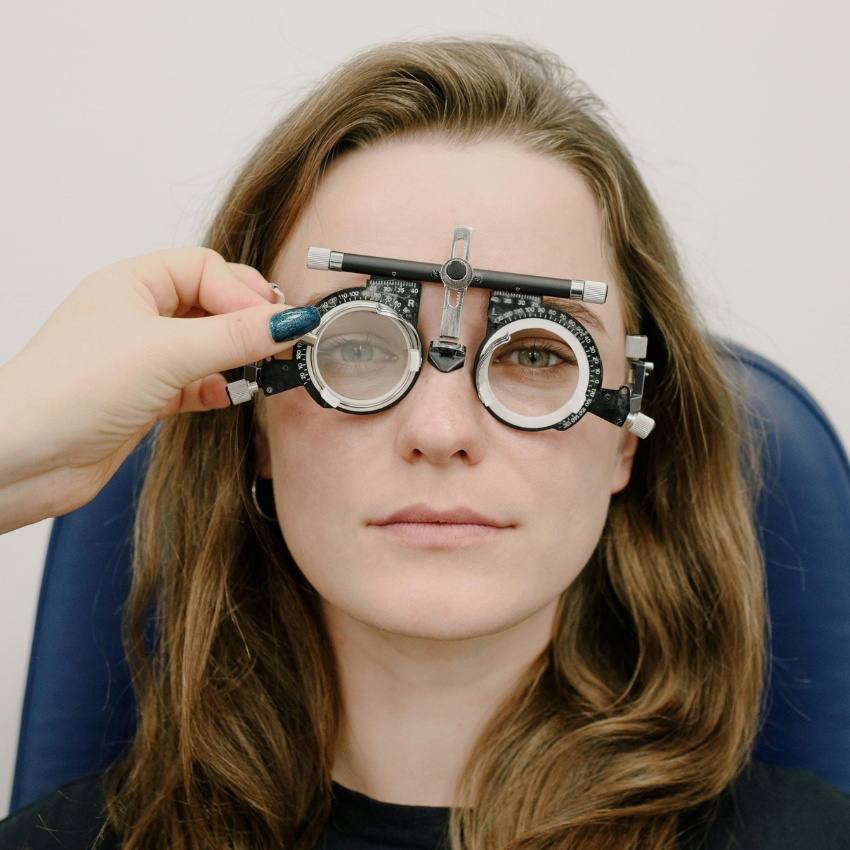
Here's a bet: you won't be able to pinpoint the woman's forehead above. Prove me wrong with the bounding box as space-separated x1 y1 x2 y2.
272 138 620 322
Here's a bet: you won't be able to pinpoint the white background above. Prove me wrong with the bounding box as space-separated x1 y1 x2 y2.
1 0 848 816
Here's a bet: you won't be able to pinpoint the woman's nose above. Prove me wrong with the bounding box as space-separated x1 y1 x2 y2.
392 359 489 466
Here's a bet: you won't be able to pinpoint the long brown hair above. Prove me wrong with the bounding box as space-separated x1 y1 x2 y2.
107 38 765 850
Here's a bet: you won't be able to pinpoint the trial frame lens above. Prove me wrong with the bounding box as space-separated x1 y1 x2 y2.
304 300 423 413
475 317 592 431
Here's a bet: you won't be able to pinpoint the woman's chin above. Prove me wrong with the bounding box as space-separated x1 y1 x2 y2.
320 580 556 643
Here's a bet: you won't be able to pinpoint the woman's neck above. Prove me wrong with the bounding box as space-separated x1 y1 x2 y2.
324 598 558 806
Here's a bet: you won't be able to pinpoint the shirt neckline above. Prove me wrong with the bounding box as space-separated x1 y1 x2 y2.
328 781 450 848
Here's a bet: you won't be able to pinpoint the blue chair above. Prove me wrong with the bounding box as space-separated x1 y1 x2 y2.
9 345 850 812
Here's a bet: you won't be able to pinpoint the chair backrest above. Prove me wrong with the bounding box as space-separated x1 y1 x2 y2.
10 346 850 812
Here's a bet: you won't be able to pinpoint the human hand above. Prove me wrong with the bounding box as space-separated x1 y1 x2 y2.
0 248 318 534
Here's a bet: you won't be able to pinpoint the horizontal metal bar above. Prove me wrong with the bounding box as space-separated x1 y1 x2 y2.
315 250 606 302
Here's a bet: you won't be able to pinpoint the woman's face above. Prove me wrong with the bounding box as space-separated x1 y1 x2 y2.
261 138 637 641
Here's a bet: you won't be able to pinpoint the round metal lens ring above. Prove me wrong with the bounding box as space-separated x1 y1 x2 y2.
475 317 591 431
305 300 422 413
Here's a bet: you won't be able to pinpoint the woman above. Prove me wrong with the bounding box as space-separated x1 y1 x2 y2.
1 38 848 850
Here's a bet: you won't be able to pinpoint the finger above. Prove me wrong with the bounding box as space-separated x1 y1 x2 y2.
165 266 275 318
130 248 273 318
227 263 275 303
175 306 209 319
158 374 231 417
163 302 321 388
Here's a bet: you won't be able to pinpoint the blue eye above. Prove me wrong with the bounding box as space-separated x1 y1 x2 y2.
318 334 399 373
339 341 375 362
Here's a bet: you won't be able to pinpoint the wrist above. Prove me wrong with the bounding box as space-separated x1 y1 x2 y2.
0 471 70 534
0 360 80 531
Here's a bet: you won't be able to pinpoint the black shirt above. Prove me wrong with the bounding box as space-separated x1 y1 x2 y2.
1 761 849 849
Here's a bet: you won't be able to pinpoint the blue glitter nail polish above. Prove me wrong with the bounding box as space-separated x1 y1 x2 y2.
269 307 321 343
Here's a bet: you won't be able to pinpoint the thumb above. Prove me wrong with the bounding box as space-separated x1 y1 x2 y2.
164 303 321 387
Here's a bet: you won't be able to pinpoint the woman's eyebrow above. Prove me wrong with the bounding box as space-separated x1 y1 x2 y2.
542 297 606 333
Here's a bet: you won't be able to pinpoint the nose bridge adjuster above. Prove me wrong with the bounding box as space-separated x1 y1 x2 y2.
427 226 474 373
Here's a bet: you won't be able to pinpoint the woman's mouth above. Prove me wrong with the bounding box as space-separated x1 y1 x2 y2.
368 504 513 547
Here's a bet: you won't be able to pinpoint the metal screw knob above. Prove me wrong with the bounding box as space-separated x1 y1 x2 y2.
226 379 259 405
626 411 655 439
582 280 608 304
625 335 648 359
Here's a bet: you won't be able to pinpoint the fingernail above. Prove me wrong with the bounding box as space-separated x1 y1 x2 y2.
269 307 321 343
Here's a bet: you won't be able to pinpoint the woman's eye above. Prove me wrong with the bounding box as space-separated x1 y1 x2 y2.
339 341 375 362
499 345 572 369
516 348 555 368
320 335 398 365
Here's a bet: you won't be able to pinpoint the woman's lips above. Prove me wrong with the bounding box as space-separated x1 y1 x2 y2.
368 505 513 547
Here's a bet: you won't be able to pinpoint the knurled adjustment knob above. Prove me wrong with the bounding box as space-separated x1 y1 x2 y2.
581 280 608 304
625 411 655 439
307 247 331 270
226 379 258 405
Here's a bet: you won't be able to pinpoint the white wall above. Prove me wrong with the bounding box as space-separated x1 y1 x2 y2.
1 0 848 816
